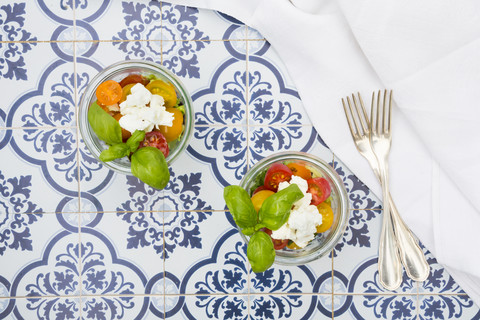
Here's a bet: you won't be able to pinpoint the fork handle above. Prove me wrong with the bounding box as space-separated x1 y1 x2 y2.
388 196 430 281
377 161 403 291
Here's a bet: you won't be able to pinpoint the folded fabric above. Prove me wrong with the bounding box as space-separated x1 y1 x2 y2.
164 0 480 304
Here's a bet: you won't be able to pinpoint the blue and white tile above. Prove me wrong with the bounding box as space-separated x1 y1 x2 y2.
78 228 150 296
335 294 418 320
1 1 73 43
333 158 381 210
163 294 248 319
1 129 80 213
165 214 248 294
249 294 331 319
247 26 265 40
189 125 248 194
247 42 312 126
248 125 319 168
418 295 480 320
0 43 75 128
81 295 149 319
0 213 80 298
3 296 81 319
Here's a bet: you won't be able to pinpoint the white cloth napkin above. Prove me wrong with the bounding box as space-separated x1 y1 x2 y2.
164 0 480 303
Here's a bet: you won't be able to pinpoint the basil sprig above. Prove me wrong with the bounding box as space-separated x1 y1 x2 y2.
131 147 170 190
223 184 303 273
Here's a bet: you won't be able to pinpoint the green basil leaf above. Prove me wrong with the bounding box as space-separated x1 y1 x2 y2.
223 185 258 232
131 147 170 190
256 184 303 231
247 230 275 273
87 102 122 145
99 143 130 162
126 130 146 152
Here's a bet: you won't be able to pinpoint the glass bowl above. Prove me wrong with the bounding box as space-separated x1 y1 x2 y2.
78 60 193 174
239 151 349 266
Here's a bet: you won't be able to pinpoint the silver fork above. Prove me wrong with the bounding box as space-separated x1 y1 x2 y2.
342 91 430 290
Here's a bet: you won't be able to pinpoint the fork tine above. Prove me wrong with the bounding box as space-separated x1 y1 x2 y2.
346 96 363 136
341 98 357 138
352 93 369 134
383 89 388 133
387 90 393 133
355 92 370 132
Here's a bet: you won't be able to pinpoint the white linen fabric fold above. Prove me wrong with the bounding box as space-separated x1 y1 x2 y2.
164 0 480 304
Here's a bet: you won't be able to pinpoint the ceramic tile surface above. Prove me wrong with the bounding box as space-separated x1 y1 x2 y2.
0 1 479 319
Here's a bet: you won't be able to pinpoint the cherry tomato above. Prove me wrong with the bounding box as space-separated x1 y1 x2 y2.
119 74 148 88
252 185 267 195
286 163 312 180
264 228 288 250
113 113 132 141
157 107 184 142
146 80 177 108
316 202 334 233
139 131 169 158
251 190 275 212
120 83 135 103
307 177 331 206
96 80 122 106
263 163 293 192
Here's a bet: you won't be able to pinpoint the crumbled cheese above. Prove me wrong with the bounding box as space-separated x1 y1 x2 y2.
271 175 323 248
118 83 174 133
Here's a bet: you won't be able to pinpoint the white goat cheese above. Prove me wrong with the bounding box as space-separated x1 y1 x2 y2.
118 83 174 133
271 175 323 248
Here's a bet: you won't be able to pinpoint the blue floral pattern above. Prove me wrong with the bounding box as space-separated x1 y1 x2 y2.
0 1 478 319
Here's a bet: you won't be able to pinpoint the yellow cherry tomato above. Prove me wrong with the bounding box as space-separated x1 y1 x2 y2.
119 83 135 103
316 202 334 233
287 241 302 250
146 80 177 108
157 107 184 143
251 190 275 212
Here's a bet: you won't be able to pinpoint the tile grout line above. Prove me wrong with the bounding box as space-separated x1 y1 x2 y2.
245 24 252 320
71 3 83 318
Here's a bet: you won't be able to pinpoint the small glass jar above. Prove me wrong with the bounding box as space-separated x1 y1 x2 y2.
78 60 193 174
239 151 349 266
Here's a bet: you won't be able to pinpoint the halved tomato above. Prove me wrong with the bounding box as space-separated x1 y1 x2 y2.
146 79 177 108
316 202 334 233
119 74 149 87
96 80 122 106
264 163 293 192
307 177 331 206
251 189 274 212
264 228 288 250
252 185 267 195
139 131 169 158
286 163 312 180
156 107 183 142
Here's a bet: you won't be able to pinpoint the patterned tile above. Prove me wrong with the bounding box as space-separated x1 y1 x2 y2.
250 294 332 319
2 296 81 319
418 295 480 320
0 212 80 298
334 294 418 319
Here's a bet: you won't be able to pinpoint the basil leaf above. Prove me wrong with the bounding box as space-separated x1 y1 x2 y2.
224 185 257 235
255 184 303 231
88 102 122 145
99 143 130 162
126 130 146 153
131 146 170 190
247 230 275 273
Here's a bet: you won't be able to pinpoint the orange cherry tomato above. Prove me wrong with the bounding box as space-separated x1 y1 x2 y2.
96 80 122 106
286 163 312 180
157 107 184 143
251 189 275 212
146 80 177 108
316 202 334 233
113 113 132 141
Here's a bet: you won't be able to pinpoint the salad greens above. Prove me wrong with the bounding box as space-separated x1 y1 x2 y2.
131 147 170 190
88 102 122 145
99 130 146 162
255 184 303 231
223 186 257 235
247 231 275 273
223 183 304 273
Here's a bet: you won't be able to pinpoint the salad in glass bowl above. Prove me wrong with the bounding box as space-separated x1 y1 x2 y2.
79 60 193 189
224 152 349 273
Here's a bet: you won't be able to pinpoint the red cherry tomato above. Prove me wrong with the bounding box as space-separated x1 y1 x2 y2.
307 177 331 206
139 131 169 158
264 163 293 192
264 228 288 250
119 74 149 88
